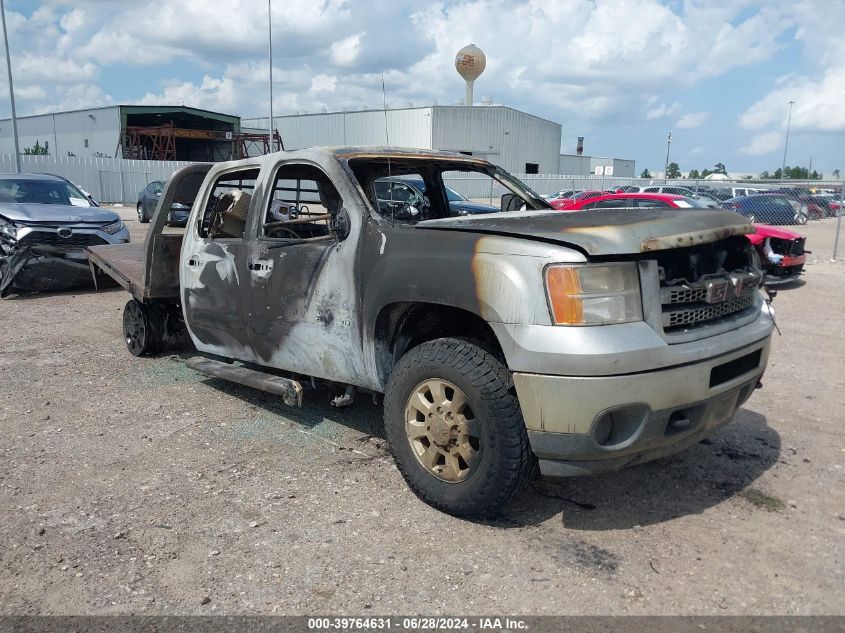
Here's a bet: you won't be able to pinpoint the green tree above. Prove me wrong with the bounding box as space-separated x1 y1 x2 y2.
701 168 713 178
666 162 681 179
688 168 701 179
833 169 841 179
759 170 771 179
640 168 652 178
23 140 49 155
714 162 727 175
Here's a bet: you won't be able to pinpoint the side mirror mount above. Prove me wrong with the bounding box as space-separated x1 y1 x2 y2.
330 207 351 241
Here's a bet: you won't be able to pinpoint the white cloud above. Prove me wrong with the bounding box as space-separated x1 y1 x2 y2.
59 9 86 32
646 102 681 120
691 146 703 155
740 131 783 156
676 111 710 129
330 33 364 66
733 0 845 172
310 74 338 93
739 69 845 133
138 75 240 112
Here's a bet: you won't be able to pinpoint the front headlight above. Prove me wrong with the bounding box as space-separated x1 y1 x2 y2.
102 219 125 235
544 263 643 325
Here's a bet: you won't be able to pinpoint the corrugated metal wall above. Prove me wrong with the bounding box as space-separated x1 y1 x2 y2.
432 106 560 174
0 106 122 159
558 154 637 177
245 106 560 173
0 154 195 203
244 108 433 150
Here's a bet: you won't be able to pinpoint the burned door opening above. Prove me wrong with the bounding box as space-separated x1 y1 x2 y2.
181 167 258 355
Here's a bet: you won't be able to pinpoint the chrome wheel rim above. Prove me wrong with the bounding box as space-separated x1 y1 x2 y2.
404 379 481 482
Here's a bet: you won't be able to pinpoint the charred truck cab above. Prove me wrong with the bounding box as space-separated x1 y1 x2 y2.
87 148 774 517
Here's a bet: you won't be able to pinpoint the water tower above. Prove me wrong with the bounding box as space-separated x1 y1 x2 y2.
455 44 486 106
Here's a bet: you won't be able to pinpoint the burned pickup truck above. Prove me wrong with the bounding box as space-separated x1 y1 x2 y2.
87 148 774 516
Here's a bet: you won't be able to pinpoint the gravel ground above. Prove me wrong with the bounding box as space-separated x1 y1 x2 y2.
0 209 843 615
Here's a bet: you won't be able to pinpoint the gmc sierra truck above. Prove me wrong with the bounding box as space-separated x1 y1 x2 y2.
87 147 774 517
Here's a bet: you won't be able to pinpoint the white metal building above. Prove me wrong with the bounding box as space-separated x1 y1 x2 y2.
0 105 241 162
558 154 637 177
243 105 562 175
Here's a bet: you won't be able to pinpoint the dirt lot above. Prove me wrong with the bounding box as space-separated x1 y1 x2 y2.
1 210 843 615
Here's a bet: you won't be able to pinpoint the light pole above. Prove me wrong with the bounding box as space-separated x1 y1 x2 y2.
267 0 275 151
780 100 795 182
0 0 21 173
663 130 672 182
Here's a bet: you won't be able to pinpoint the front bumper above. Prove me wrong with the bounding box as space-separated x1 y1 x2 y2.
764 256 805 285
0 225 129 295
514 336 770 477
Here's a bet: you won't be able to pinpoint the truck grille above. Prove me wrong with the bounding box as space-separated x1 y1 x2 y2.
18 231 107 249
663 293 755 329
660 270 760 332
654 236 762 336
662 285 706 305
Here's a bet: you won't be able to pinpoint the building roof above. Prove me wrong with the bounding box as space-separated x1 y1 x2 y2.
243 104 559 127
0 104 240 123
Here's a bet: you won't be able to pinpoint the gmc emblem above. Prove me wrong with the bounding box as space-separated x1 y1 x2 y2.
704 272 759 304
704 278 730 303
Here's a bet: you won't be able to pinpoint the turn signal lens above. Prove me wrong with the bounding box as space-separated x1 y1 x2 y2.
545 263 643 325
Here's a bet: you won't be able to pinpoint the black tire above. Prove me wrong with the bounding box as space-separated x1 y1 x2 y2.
383 338 534 517
122 299 164 356
137 202 149 224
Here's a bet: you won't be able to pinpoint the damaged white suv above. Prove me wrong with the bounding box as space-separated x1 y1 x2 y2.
0 173 129 297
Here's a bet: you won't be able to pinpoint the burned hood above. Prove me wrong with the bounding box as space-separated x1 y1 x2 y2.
417 208 755 256
0 203 119 225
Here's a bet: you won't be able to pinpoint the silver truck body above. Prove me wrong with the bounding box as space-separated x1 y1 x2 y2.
88 147 774 510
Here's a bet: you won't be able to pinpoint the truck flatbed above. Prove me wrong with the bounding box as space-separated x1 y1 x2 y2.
87 232 183 300
87 242 145 296
85 164 212 302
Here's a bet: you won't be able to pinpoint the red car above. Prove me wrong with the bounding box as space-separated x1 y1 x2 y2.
561 192 714 211
747 225 807 284
550 190 605 210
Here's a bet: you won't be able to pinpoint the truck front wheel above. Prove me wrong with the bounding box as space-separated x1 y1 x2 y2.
384 338 534 517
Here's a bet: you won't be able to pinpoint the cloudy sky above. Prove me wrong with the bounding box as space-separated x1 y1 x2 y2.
0 0 842 175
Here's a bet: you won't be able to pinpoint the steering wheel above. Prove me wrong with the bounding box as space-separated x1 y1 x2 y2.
267 225 302 239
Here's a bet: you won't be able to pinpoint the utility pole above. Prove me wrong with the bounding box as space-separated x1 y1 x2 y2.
268 0 275 152
663 131 672 182
780 100 795 182
1 0 21 173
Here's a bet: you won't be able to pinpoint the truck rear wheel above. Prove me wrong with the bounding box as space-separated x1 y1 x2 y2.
122 299 163 356
384 338 534 517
